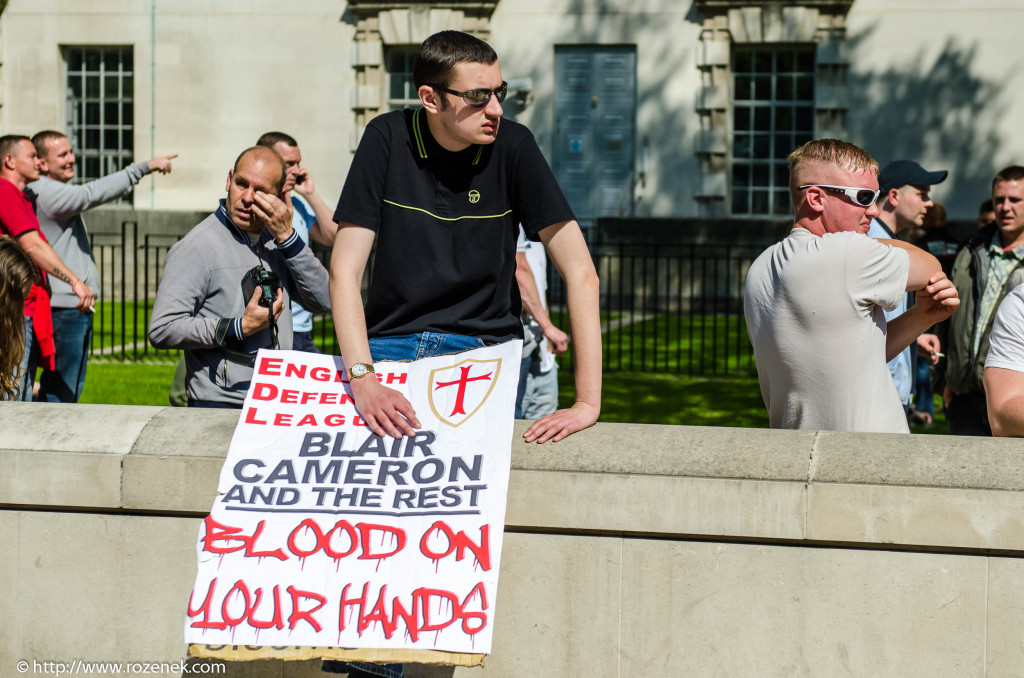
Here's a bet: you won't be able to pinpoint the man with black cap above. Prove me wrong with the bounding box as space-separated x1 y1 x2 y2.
938 165 1024 435
867 160 948 417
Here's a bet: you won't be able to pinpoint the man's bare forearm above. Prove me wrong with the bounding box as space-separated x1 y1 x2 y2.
885 308 933 362
329 226 375 368
565 267 601 408
18 230 81 287
307 192 340 247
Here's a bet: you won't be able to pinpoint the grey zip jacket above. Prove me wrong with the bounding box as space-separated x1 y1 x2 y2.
148 202 330 405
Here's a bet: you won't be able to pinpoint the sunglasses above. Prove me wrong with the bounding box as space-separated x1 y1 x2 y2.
431 81 508 108
798 184 880 207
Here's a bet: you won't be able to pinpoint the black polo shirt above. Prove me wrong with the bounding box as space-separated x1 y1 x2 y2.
335 108 575 343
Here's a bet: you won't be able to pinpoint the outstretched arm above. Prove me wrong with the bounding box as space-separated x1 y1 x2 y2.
33 156 176 220
331 224 421 438
523 220 601 443
147 154 178 174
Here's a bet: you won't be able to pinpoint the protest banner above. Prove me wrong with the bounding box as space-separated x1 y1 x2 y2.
185 341 521 664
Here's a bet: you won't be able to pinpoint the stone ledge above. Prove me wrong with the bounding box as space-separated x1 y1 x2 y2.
810 430 1024 491
5 403 1024 553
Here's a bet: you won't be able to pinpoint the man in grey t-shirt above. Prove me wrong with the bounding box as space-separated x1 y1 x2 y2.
744 139 960 432
26 130 177 402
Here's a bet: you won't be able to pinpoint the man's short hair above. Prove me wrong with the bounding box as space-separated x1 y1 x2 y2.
232 146 286 193
31 130 67 158
0 135 30 164
412 30 498 92
256 132 298 150
788 139 879 188
993 166 1024 191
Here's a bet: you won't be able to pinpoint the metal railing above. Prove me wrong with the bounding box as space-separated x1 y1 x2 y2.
548 244 761 377
89 221 760 377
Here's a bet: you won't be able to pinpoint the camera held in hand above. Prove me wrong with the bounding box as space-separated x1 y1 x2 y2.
241 265 281 309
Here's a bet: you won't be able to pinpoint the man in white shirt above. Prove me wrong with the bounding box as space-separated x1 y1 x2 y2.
515 227 568 419
983 285 1024 436
744 139 960 432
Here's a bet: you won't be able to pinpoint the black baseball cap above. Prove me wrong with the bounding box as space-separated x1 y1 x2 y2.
878 160 948 193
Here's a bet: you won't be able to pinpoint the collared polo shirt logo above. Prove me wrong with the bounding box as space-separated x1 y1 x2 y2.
468 190 481 204
428 358 501 427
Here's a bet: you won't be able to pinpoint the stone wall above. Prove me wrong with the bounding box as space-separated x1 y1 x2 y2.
3 402 1024 677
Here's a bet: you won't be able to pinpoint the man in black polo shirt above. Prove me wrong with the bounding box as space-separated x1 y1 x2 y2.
330 30 601 447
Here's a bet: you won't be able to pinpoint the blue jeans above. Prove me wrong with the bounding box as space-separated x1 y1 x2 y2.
367 331 484 362
323 333 482 678
521 361 559 419
36 309 92 403
292 330 320 354
914 356 934 417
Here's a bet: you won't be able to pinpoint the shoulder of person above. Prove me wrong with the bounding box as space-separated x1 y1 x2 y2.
1005 282 1024 305
178 211 230 247
495 118 535 147
370 108 409 134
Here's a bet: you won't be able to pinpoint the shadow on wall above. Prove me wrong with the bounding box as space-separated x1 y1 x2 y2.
846 22 1005 218
499 0 699 219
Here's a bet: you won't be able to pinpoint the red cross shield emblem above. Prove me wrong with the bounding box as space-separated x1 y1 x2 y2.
427 358 502 427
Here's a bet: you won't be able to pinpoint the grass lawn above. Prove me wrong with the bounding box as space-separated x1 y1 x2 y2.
80 361 178 406
78 361 949 434
89 300 181 361
550 311 757 378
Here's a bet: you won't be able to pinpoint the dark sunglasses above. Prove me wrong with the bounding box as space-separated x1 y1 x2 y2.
798 184 880 207
431 81 508 108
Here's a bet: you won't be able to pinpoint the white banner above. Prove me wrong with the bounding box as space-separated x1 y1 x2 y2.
184 341 521 655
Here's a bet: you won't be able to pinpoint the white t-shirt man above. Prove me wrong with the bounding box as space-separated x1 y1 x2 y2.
744 227 911 433
516 228 557 373
985 284 1024 373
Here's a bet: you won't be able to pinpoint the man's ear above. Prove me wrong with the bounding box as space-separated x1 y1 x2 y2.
419 84 441 114
37 156 50 175
2 154 14 172
804 186 826 213
225 169 233 193
887 187 901 208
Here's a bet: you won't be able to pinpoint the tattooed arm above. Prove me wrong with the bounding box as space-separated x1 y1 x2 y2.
16 229 95 312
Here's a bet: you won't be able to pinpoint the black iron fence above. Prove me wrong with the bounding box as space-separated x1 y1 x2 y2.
547 244 762 377
88 222 762 377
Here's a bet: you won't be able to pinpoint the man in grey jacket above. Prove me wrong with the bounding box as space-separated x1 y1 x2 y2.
26 130 177 402
148 146 330 407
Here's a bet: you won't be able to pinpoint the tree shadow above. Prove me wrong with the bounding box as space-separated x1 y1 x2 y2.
497 0 698 222
846 23 1005 221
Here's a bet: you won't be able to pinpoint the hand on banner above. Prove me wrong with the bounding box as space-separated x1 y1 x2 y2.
351 378 422 438
522 401 599 443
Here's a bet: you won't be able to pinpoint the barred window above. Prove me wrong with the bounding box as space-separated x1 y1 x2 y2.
731 46 815 217
386 47 419 111
65 46 134 198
